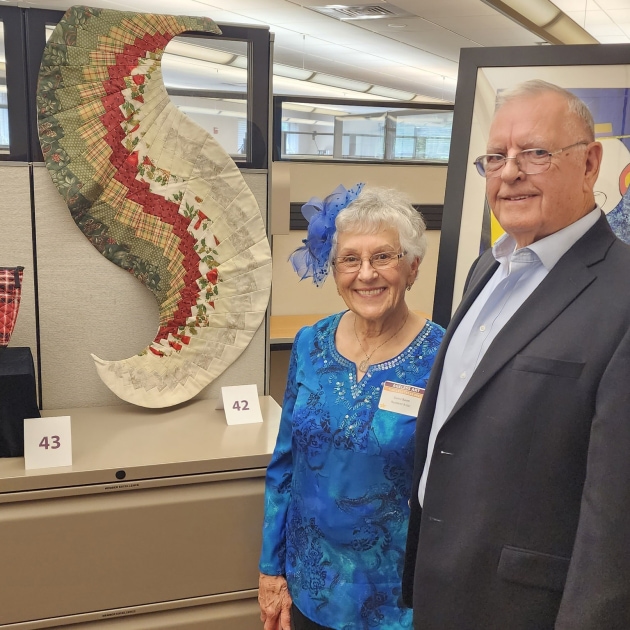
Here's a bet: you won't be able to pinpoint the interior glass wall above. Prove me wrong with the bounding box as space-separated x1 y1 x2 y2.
275 97 453 163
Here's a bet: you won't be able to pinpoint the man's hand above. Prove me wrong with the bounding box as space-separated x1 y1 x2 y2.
258 572 292 630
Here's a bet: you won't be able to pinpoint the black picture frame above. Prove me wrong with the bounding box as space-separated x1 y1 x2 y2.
433 43 630 328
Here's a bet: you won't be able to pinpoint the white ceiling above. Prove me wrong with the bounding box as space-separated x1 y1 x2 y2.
8 0 630 103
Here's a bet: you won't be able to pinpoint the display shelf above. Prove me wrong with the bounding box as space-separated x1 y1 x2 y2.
0 396 281 494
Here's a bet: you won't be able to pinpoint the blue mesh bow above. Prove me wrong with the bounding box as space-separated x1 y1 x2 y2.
289 183 365 286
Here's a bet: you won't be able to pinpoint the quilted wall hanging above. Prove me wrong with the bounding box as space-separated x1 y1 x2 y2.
37 6 272 408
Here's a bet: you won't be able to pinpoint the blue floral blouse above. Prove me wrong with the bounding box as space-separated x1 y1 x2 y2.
260 312 444 630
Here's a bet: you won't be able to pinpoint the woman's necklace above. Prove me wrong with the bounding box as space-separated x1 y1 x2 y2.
354 310 409 373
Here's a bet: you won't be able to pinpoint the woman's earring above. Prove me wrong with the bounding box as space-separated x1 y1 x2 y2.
406 284 412 292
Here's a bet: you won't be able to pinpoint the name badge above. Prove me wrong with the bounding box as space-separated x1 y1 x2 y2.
378 381 424 416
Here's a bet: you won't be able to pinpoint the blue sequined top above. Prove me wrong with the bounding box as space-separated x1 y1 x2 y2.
260 312 444 629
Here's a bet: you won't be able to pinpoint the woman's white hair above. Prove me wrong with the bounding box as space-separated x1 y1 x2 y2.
495 79 595 141
330 187 427 262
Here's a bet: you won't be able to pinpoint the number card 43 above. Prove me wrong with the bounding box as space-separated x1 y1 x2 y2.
24 415 72 470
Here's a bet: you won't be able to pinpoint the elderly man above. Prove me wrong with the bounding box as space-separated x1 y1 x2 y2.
403 79 630 629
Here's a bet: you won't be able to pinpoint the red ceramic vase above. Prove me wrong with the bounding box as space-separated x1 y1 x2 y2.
0 267 24 356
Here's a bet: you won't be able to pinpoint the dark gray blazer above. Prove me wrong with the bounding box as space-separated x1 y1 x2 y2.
403 214 630 629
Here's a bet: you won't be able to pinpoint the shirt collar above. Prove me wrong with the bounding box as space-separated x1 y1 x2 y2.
492 206 601 270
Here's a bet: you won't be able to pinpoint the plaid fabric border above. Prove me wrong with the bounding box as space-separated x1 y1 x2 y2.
101 178 129 208
108 26 138 46
77 117 107 143
136 213 174 250
96 34 126 53
77 82 107 101
76 100 106 120
82 66 109 82
84 139 113 172
88 51 119 66
120 17 152 39
116 199 143 227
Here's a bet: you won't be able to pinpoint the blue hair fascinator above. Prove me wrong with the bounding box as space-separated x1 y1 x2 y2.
289 182 365 286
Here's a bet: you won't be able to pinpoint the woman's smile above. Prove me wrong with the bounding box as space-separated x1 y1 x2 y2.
354 287 386 297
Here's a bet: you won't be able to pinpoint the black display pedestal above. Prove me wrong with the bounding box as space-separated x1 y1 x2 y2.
0 347 40 457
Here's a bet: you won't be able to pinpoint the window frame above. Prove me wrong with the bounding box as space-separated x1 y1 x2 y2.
0 7 270 168
273 95 454 165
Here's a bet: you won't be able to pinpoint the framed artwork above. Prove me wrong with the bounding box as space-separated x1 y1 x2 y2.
433 43 630 327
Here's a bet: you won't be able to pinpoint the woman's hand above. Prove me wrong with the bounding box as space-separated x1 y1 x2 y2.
258 572 292 630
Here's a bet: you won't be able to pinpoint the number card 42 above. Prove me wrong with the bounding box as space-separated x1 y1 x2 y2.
221 384 263 425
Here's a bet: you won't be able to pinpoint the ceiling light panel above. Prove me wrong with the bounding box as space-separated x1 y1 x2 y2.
368 85 416 100
307 4 415 20
309 73 372 92
273 64 315 81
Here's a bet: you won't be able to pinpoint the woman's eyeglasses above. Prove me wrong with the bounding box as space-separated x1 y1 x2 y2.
473 141 588 178
333 251 406 273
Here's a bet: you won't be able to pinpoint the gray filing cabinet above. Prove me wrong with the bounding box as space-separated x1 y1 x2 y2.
0 397 281 629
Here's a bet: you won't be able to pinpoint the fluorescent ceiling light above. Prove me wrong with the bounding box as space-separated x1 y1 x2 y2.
179 105 246 118
310 73 372 92
230 56 248 69
312 107 350 116
368 85 416 100
281 103 350 117
481 0 598 44
273 64 314 81
282 117 335 126
272 74 385 100
165 40 236 65
503 0 559 26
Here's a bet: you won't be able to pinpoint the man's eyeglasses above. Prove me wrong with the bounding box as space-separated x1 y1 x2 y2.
333 251 406 274
473 141 589 178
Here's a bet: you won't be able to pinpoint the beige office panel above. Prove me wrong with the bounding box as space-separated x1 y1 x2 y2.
0 475 264 625
242 171 268 228
62 598 261 629
32 166 269 409
0 163 38 366
287 162 447 205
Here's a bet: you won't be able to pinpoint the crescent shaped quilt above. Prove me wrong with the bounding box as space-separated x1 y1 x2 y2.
37 6 272 408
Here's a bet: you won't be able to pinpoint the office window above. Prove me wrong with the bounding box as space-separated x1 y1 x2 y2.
276 97 453 164
164 36 248 162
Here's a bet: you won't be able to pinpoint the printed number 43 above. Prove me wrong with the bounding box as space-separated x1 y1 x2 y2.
39 435 61 449
232 400 250 411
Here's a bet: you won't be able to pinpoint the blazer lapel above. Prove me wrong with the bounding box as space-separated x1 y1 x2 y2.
447 215 614 421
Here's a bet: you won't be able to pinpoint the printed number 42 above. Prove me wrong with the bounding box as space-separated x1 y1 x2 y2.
39 435 61 450
232 400 250 411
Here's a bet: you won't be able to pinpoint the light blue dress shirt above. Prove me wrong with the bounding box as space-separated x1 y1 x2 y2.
418 207 601 505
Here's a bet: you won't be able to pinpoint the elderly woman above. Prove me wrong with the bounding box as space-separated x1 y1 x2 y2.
259 184 444 630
